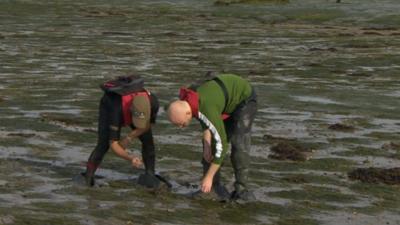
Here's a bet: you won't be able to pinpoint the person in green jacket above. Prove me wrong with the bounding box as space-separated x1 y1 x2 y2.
167 73 257 201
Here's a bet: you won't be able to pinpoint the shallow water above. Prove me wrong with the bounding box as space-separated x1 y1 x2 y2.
1 0 400 224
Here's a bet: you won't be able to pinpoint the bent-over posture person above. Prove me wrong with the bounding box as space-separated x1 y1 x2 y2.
167 73 257 201
84 75 159 187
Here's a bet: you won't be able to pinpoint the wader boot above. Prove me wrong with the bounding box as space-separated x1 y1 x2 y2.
83 162 98 187
230 132 255 202
137 129 160 188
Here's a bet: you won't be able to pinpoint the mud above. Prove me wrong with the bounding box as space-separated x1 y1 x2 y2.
40 113 96 133
79 8 130 18
1 0 400 224
6 133 36 138
263 134 294 144
381 142 400 150
269 142 313 161
328 123 356 132
348 167 400 185
214 0 289 6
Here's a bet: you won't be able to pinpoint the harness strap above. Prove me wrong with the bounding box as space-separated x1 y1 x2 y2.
212 77 229 113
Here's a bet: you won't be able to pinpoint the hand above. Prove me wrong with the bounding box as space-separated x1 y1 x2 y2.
131 156 143 168
201 176 213 193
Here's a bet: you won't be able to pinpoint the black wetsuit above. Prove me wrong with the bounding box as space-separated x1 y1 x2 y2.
85 91 159 185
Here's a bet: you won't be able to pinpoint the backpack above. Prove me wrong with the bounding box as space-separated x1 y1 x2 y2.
100 75 144 95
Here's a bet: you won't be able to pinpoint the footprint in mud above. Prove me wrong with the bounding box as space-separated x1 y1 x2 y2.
348 167 400 185
328 123 356 132
268 142 314 161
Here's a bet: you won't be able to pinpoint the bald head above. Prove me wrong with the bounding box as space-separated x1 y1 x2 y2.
167 100 192 128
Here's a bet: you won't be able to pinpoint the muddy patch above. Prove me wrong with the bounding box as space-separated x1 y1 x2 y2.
79 8 130 18
40 113 96 133
6 133 36 138
214 0 289 6
263 134 295 144
268 142 314 161
346 72 373 78
309 47 337 52
328 123 356 132
381 142 400 150
348 167 400 185
0 215 15 224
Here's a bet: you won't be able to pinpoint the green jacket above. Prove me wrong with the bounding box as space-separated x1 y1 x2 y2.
197 74 252 165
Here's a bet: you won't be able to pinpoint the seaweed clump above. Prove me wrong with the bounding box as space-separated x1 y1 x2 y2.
348 167 400 185
269 142 313 161
328 123 355 132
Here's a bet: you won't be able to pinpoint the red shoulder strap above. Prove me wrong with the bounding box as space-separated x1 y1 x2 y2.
179 87 199 118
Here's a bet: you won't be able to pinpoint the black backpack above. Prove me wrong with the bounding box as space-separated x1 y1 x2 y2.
100 75 144 95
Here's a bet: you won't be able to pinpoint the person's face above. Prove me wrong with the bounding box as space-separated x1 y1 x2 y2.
170 111 192 128
176 113 192 128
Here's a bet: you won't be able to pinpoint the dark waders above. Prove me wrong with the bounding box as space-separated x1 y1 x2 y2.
226 89 257 196
202 88 257 199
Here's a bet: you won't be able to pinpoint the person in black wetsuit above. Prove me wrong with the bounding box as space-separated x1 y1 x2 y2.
83 76 159 187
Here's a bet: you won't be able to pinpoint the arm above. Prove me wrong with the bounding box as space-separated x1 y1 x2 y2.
111 127 148 168
198 111 228 193
119 127 149 148
202 129 213 163
201 163 220 193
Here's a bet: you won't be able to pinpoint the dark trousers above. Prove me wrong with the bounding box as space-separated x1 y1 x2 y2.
202 89 257 192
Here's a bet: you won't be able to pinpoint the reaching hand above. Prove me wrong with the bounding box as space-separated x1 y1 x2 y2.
201 176 213 193
131 156 143 168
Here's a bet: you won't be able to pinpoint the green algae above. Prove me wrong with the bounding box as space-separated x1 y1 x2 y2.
349 182 400 214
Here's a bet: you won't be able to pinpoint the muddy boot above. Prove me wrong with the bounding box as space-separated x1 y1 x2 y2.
83 162 98 187
137 154 160 188
138 131 160 188
231 136 255 203
137 173 160 188
137 153 161 188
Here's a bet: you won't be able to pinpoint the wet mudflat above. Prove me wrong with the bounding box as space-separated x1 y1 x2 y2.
1 0 400 224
